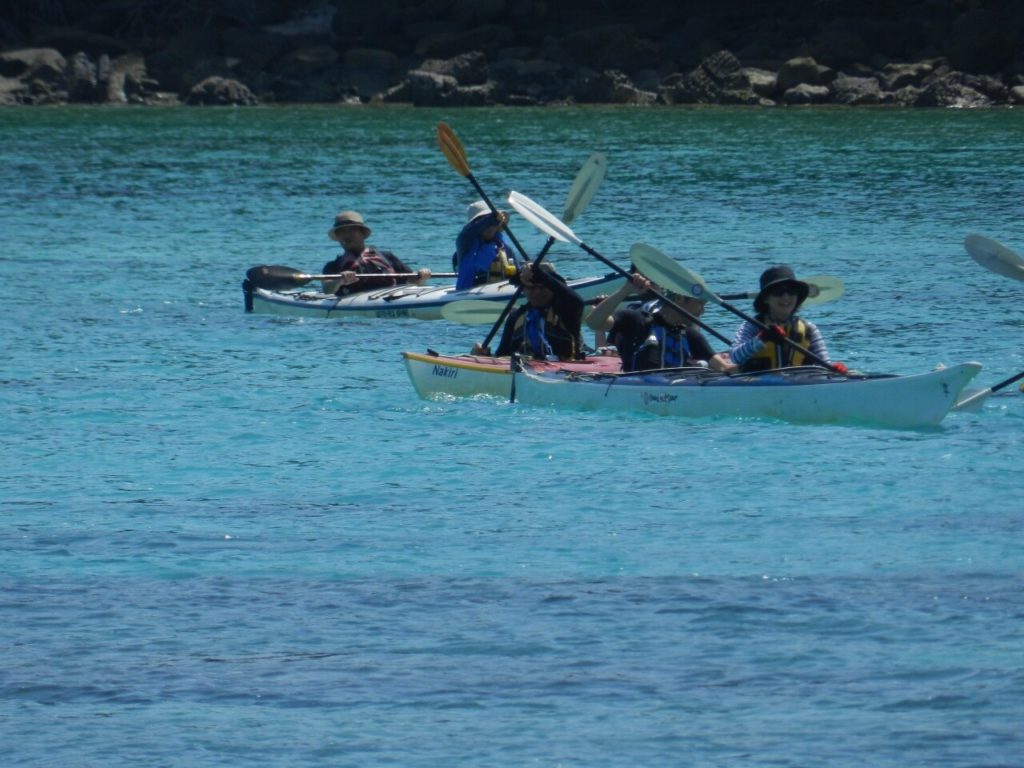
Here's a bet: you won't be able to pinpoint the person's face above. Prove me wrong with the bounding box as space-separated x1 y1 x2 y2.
662 295 704 325
765 282 800 320
523 280 553 307
337 226 366 252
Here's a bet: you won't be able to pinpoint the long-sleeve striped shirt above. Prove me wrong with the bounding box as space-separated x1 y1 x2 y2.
730 317 831 367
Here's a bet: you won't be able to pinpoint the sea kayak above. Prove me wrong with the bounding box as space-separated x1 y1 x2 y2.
244 272 626 320
402 350 623 399
510 362 983 428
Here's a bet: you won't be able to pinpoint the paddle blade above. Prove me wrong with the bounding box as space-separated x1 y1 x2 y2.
245 265 314 290
803 275 844 306
628 243 718 302
508 191 580 244
441 299 513 325
561 152 607 225
965 234 1024 282
436 122 471 177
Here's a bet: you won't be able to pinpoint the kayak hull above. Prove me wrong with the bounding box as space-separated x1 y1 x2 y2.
402 351 623 399
245 273 626 320
511 363 983 428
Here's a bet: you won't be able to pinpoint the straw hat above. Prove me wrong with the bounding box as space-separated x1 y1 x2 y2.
328 210 371 241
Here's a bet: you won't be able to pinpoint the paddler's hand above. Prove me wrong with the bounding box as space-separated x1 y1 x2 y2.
338 270 359 286
416 268 431 285
471 343 491 356
757 324 787 343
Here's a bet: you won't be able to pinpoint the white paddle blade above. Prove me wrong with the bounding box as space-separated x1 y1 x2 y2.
440 299 511 325
628 242 718 303
561 152 607 225
965 234 1024 282
507 191 580 245
803 275 844 306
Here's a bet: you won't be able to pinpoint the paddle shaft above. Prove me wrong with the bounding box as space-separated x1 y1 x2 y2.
479 236 556 349
712 295 836 370
575 241 733 345
305 271 454 280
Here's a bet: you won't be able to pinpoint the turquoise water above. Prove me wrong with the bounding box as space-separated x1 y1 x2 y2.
2 105 1023 767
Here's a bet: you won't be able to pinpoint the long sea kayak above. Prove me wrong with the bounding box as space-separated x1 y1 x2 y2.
510 362 983 428
244 272 626 320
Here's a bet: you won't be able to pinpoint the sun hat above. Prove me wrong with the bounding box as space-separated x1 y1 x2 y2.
753 264 810 313
328 210 371 241
467 200 507 225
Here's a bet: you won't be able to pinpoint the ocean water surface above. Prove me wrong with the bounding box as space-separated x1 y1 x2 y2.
2 105 1023 767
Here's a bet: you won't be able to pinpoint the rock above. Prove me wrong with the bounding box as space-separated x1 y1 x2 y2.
743 67 777 98
914 75 991 108
659 50 751 104
782 83 831 105
417 51 488 86
881 61 936 90
405 69 458 106
573 69 655 105
776 56 833 93
0 76 30 105
186 76 258 106
831 74 881 105
66 52 99 103
1010 85 1024 105
413 24 515 59
0 48 66 83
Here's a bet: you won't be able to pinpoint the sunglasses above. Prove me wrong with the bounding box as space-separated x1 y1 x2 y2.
766 283 799 297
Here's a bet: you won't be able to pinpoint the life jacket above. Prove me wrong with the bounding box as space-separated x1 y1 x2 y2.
647 323 691 368
452 240 516 286
510 305 580 360
741 317 812 372
330 248 401 294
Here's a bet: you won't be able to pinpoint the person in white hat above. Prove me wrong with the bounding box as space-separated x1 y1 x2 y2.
452 201 516 290
321 210 431 295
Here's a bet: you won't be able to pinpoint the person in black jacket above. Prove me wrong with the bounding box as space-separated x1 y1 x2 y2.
472 262 584 360
586 272 733 372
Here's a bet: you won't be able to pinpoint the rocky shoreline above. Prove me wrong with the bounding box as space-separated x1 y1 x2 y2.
2 1 1023 108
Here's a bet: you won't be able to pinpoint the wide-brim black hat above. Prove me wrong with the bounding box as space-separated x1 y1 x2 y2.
754 264 810 313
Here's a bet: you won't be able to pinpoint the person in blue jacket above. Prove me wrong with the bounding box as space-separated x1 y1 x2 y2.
453 201 516 290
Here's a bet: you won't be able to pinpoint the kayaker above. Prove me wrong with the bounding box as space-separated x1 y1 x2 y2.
729 265 847 374
472 262 585 360
321 210 431 295
452 201 517 290
586 272 734 372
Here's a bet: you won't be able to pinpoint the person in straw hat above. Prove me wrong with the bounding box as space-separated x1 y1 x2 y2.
321 210 431 295
586 271 734 372
729 264 847 374
452 200 517 290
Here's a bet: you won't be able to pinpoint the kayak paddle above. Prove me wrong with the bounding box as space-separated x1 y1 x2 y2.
507 190 733 345
246 264 454 291
964 233 1024 282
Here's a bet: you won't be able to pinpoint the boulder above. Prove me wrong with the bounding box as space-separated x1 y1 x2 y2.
881 61 936 90
417 51 488 86
1010 85 1024 105
573 69 656 105
186 76 259 106
405 69 458 106
914 75 991 108
66 51 99 102
0 48 65 83
782 83 831 105
776 56 833 93
743 67 777 98
831 74 881 105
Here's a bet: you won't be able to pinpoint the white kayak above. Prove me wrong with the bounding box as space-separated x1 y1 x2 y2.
244 273 626 320
403 350 623 399
510 362 983 428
